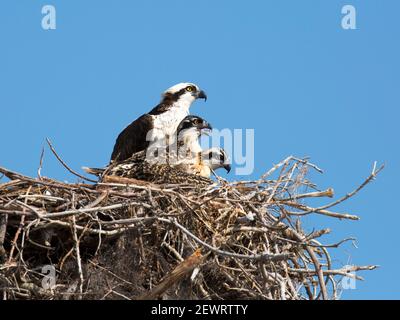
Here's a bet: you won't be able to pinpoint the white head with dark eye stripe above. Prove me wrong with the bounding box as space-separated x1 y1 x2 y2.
202 147 231 173
162 83 207 107
177 115 212 137
176 115 212 154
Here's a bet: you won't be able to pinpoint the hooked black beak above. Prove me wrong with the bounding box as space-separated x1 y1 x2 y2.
197 90 207 101
201 121 212 131
200 121 212 135
224 164 232 173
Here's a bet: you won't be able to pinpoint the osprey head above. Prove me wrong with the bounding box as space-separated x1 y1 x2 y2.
162 83 207 104
176 115 212 138
203 147 231 173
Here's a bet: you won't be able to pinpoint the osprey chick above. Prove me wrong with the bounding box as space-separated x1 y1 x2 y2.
173 118 231 178
201 147 231 177
84 115 214 186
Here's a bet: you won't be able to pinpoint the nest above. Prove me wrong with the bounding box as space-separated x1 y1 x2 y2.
0 148 382 300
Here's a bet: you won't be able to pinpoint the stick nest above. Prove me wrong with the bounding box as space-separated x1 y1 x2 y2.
0 154 382 300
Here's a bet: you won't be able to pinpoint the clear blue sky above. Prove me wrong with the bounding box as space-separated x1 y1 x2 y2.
1 1 399 299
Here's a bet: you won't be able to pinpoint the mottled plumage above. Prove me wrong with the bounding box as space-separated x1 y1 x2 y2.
176 147 231 178
84 151 212 186
84 115 213 186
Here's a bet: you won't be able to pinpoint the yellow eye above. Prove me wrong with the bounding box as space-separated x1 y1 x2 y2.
186 86 194 92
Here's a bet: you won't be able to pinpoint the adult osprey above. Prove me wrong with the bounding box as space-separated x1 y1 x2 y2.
110 83 207 162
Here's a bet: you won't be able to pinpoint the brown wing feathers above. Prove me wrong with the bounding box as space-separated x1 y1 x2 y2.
110 114 153 162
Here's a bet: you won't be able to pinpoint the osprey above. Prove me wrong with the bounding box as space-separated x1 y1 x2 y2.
173 117 231 178
175 115 212 158
84 115 214 185
177 147 231 178
110 83 207 162
200 147 231 177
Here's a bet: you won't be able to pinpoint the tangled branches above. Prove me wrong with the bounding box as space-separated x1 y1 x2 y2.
0 154 382 300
